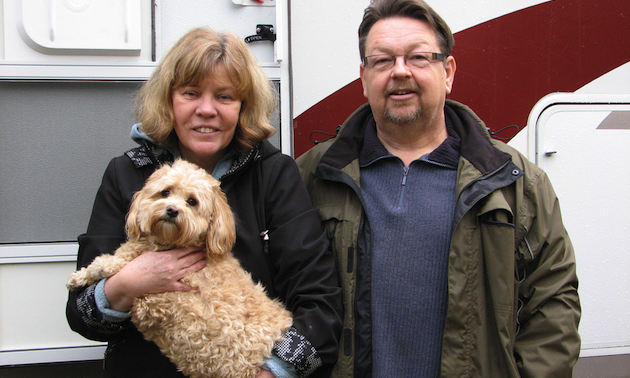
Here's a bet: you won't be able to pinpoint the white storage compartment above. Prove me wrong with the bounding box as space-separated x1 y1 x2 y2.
515 93 630 357
1 0 156 79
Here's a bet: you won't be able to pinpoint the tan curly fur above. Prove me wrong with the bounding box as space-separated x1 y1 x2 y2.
67 159 293 378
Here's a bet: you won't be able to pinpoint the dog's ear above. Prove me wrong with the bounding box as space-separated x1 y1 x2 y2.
206 183 236 255
125 163 172 239
125 189 144 240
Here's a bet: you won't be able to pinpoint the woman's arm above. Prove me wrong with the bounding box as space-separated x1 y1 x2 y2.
104 247 206 312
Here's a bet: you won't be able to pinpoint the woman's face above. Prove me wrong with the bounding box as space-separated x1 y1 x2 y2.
171 64 242 172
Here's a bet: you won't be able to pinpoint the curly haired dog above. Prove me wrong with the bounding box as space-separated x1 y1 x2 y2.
67 159 293 378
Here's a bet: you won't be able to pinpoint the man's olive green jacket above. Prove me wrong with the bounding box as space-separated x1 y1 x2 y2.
296 100 580 378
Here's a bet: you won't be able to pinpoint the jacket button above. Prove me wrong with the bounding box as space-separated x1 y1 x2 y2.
512 169 520 175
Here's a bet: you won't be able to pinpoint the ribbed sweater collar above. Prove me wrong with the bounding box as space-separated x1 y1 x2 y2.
359 114 461 168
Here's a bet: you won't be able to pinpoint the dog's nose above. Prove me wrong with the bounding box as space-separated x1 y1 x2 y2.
166 206 179 219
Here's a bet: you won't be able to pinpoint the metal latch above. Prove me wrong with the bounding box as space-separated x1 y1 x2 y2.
245 24 276 43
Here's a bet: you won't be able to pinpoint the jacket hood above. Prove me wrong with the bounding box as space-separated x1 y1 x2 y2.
130 123 182 163
130 123 152 145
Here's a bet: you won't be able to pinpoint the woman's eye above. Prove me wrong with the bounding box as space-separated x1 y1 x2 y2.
218 93 239 102
176 86 198 98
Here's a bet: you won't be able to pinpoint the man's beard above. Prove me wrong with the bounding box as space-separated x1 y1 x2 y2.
383 103 422 124
382 81 422 124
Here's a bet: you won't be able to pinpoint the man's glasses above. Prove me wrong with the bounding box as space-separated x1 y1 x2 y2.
363 52 446 71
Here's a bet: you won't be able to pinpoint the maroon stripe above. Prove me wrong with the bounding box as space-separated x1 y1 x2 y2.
293 0 630 157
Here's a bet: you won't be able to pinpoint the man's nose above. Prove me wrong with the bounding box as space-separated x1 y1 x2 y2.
391 55 412 77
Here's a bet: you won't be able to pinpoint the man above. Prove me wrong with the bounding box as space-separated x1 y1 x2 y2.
296 0 581 377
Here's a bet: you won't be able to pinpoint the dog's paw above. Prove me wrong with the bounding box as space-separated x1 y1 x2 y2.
66 269 92 290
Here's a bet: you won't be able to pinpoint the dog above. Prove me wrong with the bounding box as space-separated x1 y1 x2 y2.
67 159 293 378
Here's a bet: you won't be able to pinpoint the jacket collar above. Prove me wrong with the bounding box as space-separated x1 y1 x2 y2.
320 100 511 176
358 112 461 168
444 100 512 176
126 140 279 182
319 103 373 170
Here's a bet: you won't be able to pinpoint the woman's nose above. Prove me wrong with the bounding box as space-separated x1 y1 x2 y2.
196 95 217 117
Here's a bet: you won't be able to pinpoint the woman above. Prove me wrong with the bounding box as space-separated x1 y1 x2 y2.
66 27 342 378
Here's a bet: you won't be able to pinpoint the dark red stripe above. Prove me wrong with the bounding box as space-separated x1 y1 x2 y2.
293 0 630 157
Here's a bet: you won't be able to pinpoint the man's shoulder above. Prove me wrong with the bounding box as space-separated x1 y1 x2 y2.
296 141 334 184
489 138 542 175
297 102 371 174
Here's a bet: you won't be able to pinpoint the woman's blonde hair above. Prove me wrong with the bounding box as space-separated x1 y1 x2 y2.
135 27 276 152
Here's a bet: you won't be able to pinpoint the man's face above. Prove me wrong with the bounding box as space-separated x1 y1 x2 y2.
360 17 455 128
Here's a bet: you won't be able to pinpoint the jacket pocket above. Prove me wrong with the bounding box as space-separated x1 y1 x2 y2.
478 206 517 309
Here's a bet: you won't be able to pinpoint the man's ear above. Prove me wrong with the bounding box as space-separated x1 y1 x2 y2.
360 63 369 99
444 55 456 95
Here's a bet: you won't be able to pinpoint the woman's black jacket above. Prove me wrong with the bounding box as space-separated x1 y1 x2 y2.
66 140 342 378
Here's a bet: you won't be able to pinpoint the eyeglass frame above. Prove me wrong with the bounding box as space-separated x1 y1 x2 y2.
363 52 447 71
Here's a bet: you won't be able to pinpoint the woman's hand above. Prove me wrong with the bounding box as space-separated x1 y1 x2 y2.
104 247 206 312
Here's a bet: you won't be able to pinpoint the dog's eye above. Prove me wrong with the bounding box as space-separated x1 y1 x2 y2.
187 197 198 206
161 190 170 197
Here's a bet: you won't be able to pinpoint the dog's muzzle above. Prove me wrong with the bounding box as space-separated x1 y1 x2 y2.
166 206 179 220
